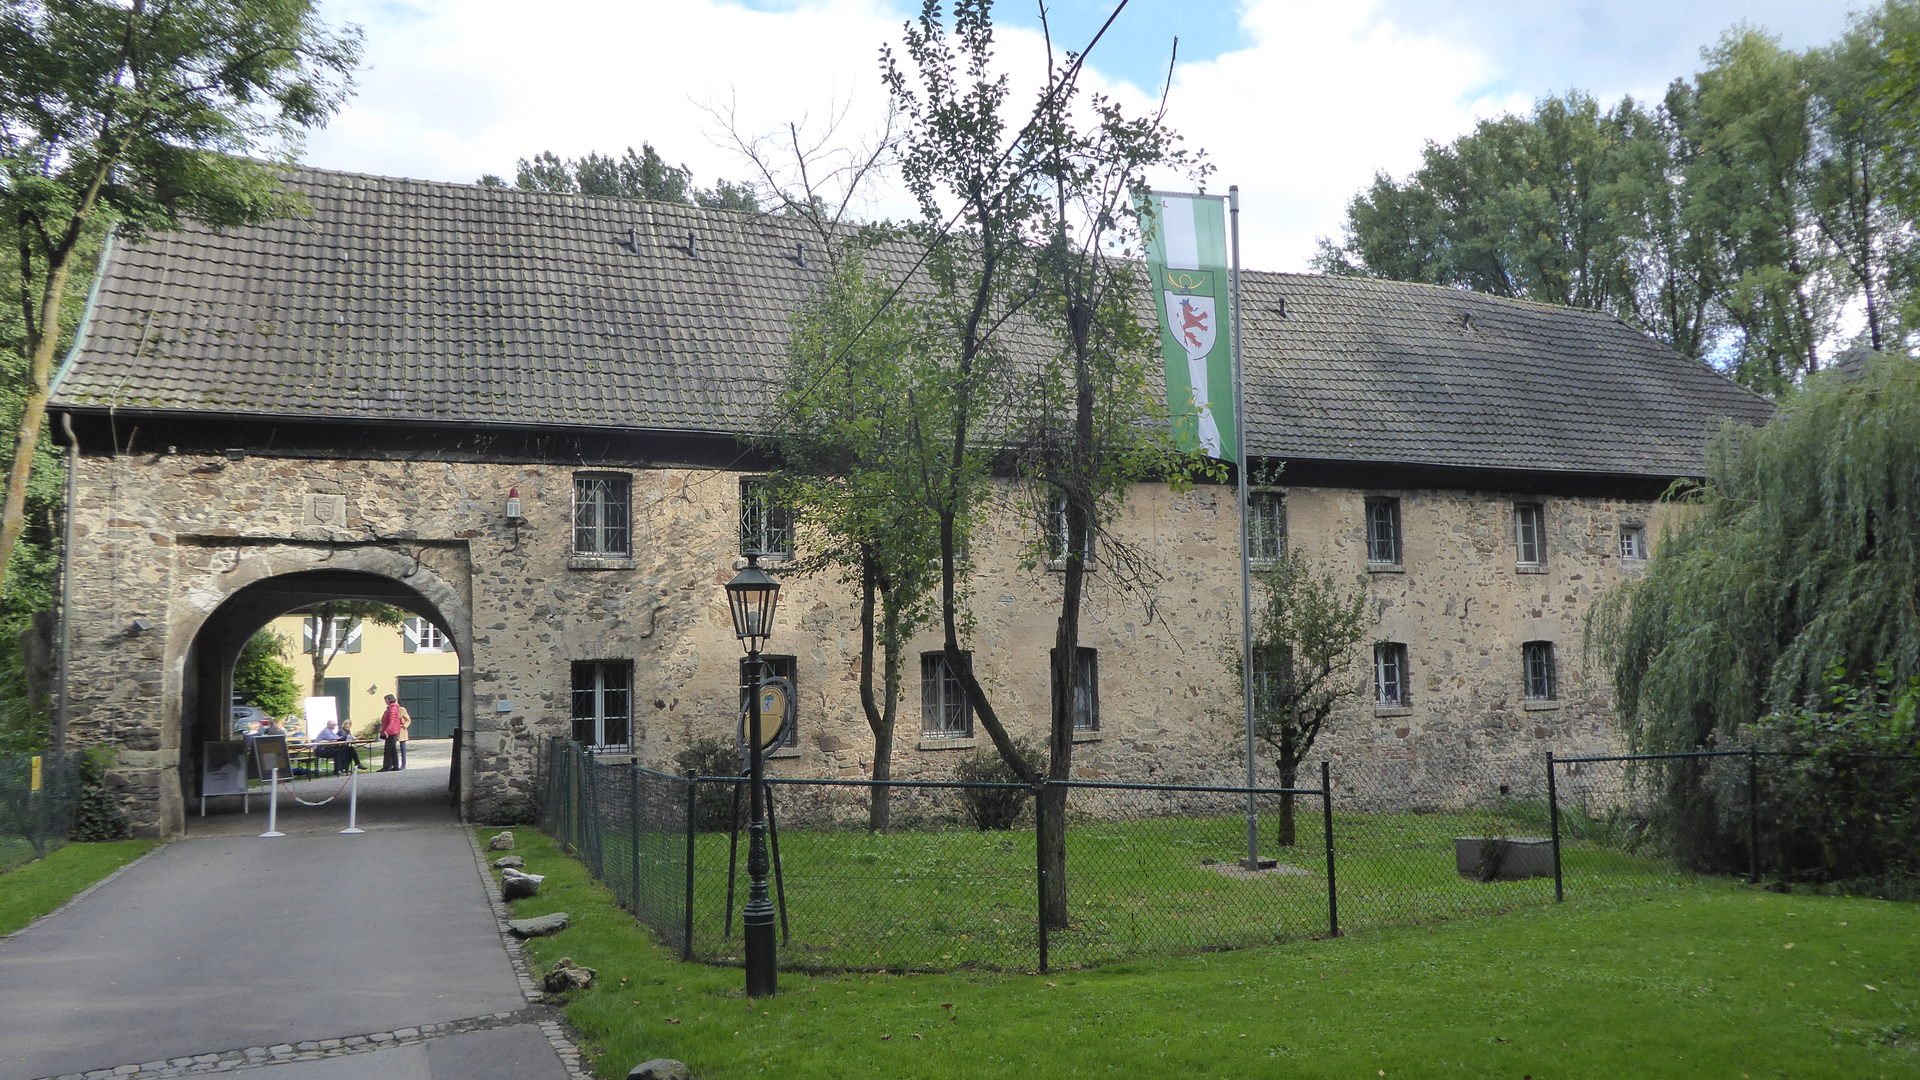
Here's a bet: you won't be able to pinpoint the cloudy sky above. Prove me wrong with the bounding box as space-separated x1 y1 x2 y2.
305 0 1859 272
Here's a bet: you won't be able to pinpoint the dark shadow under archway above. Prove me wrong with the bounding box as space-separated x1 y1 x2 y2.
182 569 468 831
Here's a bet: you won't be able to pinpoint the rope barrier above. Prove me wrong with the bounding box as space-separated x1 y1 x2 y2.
292 772 355 807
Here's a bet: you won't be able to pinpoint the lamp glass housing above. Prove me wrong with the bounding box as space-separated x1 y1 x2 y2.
725 554 781 651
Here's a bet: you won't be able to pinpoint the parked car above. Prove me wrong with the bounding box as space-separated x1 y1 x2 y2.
231 705 275 737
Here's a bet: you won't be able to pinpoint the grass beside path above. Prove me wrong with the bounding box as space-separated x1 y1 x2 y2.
485 827 1918 1079
0 839 157 936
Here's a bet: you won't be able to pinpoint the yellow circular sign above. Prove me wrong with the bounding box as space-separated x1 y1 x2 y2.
743 678 793 750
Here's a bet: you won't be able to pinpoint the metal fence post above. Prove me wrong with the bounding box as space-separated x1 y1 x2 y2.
1321 760 1339 938
1748 747 1760 885
1547 751 1564 903
1036 780 1050 973
683 770 698 962
629 760 642 914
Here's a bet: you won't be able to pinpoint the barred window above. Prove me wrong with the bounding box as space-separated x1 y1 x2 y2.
571 660 632 748
740 478 792 556
920 652 972 737
1248 490 1286 560
1374 642 1408 706
1523 641 1557 701
1620 524 1647 560
1046 495 1095 569
1051 647 1099 732
573 474 631 557
1365 498 1401 565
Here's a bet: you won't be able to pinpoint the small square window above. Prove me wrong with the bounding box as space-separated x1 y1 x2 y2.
572 660 632 749
304 616 360 654
1365 497 1401 565
1374 642 1408 706
740 478 793 557
1051 647 1099 732
1620 524 1647 560
1523 641 1557 701
1249 490 1286 560
573 474 631 557
1515 503 1546 566
921 652 973 737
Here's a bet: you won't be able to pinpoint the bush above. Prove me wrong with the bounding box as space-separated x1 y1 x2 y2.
675 737 745 832
1727 664 1920 889
953 738 1041 831
71 747 128 842
233 630 300 721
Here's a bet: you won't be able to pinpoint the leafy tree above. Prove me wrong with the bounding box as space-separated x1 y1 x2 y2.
0 0 362 602
1227 547 1370 846
233 628 299 721
1589 354 1920 754
507 145 759 212
766 246 940 832
298 600 406 696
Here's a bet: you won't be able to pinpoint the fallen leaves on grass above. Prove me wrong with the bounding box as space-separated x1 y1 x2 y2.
880 1034 892 1041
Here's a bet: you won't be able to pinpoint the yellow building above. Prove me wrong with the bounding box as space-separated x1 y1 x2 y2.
266 613 461 739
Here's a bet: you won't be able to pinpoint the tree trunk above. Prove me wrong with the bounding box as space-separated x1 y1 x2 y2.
1277 727 1299 846
857 557 894 833
0 254 77 601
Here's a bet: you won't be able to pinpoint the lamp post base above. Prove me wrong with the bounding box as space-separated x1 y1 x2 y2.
744 902 778 998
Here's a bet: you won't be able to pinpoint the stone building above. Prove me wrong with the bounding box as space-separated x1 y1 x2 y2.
46 166 1770 836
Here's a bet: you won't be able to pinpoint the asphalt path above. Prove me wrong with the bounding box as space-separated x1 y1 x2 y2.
0 744 573 1080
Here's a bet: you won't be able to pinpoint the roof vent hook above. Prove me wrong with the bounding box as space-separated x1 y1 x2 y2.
615 226 639 254
796 242 808 269
1461 312 1474 332
689 233 699 260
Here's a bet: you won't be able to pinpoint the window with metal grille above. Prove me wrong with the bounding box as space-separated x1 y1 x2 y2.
573 474 631 556
1515 503 1545 566
1050 647 1099 732
1365 497 1401 565
1619 524 1647 560
1523 641 1557 700
920 652 972 737
1374 642 1408 706
740 655 799 749
1249 643 1292 724
571 660 632 748
1249 490 1286 560
740 478 792 556
1046 495 1095 569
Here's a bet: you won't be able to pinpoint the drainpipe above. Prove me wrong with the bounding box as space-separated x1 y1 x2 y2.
55 412 76 756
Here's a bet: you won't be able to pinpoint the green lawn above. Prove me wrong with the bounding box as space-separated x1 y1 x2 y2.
0 839 157 935
587 804 1680 973
491 826 1919 1079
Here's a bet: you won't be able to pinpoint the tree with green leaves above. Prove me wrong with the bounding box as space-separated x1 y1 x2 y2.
234 628 299 721
298 600 406 697
492 145 759 212
1227 546 1370 846
0 0 362 603
766 245 941 832
1588 355 1920 754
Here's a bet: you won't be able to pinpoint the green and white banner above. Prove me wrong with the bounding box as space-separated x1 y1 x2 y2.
1141 191 1236 461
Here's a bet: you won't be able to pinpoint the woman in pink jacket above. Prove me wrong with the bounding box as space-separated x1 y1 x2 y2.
378 695 409 771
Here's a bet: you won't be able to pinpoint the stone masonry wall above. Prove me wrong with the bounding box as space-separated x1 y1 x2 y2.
63 446 1665 836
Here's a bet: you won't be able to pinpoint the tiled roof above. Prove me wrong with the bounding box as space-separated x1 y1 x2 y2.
52 165 1770 478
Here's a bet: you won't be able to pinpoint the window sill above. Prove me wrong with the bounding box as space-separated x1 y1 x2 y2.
918 736 976 750
569 556 636 571
767 746 801 759
1367 563 1405 574
1072 730 1101 743
1373 706 1414 718
1514 564 1548 575
1523 699 1561 711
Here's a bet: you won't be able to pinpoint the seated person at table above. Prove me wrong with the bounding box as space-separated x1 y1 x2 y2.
312 717 360 774
253 716 287 737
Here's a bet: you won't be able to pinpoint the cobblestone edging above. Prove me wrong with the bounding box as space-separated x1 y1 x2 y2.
38 1011 533 1080
464 827 592 1079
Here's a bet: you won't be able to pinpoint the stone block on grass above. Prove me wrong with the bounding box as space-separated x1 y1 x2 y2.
507 912 570 937
1454 836 1554 882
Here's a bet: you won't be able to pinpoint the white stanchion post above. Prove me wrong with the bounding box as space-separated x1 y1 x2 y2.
340 766 364 834
260 770 285 837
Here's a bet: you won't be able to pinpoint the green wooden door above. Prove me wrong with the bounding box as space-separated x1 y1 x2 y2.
397 675 459 739
322 677 352 725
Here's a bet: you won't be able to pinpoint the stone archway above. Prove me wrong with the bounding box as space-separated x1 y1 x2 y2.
161 541 474 836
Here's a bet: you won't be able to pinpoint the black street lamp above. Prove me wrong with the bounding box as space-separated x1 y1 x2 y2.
724 551 782 998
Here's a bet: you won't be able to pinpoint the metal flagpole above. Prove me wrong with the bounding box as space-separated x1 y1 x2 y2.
1231 185 1259 870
